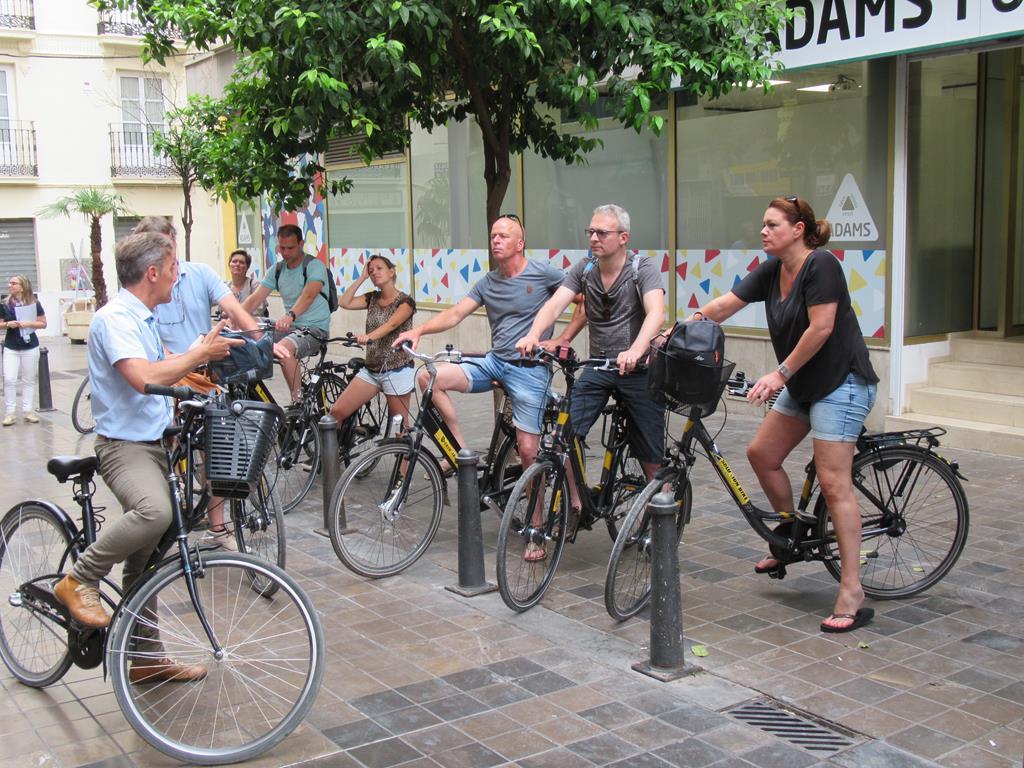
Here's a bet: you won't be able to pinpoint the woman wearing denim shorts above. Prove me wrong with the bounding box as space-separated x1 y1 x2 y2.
331 255 416 436
685 196 879 634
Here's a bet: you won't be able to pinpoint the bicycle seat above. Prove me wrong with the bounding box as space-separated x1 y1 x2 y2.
348 357 366 371
47 455 98 483
163 426 182 440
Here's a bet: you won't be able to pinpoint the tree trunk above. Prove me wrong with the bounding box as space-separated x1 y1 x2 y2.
181 176 193 263
90 215 108 308
482 140 512 269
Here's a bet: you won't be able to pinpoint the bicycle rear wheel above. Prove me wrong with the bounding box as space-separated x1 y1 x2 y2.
231 470 286 596
815 446 969 599
71 378 95 435
605 476 691 622
108 553 323 765
496 460 567 612
328 442 445 578
0 502 74 686
275 410 321 514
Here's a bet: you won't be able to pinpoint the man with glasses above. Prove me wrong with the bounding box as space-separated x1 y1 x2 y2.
394 214 572 474
517 203 666 518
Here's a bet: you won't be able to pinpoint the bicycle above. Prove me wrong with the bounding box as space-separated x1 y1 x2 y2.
71 376 95 434
495 347 649 612
241 328 390 512
326 344 526 578
604 368 970 622
0 384 324 764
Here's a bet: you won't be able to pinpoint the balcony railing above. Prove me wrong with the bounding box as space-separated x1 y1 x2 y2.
109 124 176 178
98 7 178 38
0 121 37 177
0 0 35 30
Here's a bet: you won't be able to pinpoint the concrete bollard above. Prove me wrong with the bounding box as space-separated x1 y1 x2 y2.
632 491 695 682
314 415 342 538
37 347 55 412
446 448 498 597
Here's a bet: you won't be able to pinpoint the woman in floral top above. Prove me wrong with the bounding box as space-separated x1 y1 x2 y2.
330 254 416 433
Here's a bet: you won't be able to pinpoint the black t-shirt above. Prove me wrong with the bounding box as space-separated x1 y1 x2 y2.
732 250 877 404
1 300 44 351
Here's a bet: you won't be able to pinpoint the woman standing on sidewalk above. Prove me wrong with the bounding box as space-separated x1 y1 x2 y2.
0 275 47 426
330 255 416 434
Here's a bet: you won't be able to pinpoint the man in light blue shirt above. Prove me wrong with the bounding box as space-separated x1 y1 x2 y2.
242 223 332 401
55 232 239 686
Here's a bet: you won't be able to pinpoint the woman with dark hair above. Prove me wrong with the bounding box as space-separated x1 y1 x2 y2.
1 275 47 426
225 249 269 318
330 254 416 435
686 196 879 633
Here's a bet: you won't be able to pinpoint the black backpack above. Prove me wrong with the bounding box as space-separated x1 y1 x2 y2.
649 319 731 416
274 254 338 313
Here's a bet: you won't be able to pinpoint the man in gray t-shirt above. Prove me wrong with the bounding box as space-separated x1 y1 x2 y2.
395 215 571 475
517 203 666 514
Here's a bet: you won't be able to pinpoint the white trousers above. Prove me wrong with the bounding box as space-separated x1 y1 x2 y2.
3 346 39 413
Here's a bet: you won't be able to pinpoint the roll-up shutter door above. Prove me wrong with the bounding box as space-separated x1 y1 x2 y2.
0 219 38 288
114 216 141 242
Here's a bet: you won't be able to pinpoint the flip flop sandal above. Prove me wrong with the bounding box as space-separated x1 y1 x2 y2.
524 542 546 562
820 607 875 633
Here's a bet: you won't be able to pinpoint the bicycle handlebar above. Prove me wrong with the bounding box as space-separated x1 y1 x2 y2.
400 342 487 365
145 383 197 400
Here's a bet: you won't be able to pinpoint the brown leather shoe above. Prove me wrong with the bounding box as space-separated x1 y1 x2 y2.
54 575 110 629
129 657 208 684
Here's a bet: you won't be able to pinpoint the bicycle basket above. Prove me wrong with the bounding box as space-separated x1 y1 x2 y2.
204 400 282 498
649 347 735 418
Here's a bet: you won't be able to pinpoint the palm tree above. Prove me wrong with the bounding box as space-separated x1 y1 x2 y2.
38 188 131 308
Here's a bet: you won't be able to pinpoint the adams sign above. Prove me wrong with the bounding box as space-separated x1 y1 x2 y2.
778 0 1024 69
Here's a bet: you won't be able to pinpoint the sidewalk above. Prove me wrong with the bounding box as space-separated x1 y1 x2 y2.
0 338 1021 768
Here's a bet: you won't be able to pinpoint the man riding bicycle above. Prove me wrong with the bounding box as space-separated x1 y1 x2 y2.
54 232 240 683
517 204 666 556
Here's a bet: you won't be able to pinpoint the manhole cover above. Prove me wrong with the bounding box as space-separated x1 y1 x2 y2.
726 698 860 755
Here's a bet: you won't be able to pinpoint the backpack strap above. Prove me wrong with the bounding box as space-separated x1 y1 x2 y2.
275 254 329 305
582 252 644 305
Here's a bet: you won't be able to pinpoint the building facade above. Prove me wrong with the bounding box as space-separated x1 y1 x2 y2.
0 0 222 330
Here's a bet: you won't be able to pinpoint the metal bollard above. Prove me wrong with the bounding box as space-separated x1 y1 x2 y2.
633 491 695 681
37 347 55 412
314 415 342 538
446 448 498 597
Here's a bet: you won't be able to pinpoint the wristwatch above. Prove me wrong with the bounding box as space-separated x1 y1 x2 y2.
287 310 297 321
777 362 792 380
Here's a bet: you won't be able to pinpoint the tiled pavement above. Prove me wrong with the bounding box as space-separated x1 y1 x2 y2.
0 338 1021 767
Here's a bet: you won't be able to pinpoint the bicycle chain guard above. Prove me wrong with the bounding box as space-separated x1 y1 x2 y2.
69 626 106 669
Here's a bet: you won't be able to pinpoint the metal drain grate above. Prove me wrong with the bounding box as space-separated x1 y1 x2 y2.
726 699 858 754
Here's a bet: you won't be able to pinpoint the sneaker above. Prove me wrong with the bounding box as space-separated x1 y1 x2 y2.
203 527 238 551
1 413 14 427
24 412 39 424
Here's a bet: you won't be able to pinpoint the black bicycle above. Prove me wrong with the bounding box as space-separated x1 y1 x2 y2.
0 385 324 764
495 347 648 612
327 344 525 578
605 368 970 621
71 377 95 434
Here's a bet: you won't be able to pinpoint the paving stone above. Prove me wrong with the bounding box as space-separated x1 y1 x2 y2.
830 740 950 768
485 657 547 680
371 705 443 735
963 630 1024 653
395 679 463 704
517 671 575 696
422 693 490 722
657 704 731 734
566 732 642 765
323 719 393 749
735 742 819 768
652 736 730 767
431 742 505 768
350 690 415 717
348 737 423 768
440 667 503 692
577 701 646 730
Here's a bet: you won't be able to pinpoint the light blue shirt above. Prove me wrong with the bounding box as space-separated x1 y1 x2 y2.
88 289 172 442
153 261 231 354
261 257 331 333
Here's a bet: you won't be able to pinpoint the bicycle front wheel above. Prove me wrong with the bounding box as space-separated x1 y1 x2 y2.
496 460 567 612
108 553 324 765
606 444 648 541
275 412 322 514
0 502 74 687
605 476 691 622
815 446 969 599
350 391 390 478
71 378 95 435
231 470 286 596
328 442 445 578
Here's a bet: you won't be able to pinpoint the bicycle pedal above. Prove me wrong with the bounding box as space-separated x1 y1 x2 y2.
768 564 787 580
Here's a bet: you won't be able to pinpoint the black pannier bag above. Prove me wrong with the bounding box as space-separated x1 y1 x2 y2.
648 319 735 417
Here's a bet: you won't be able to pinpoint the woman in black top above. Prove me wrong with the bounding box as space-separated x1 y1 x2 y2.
1 275 48 426
690 197 879 633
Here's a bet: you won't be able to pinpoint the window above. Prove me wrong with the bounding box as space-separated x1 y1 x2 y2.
326 163 409 249
0 67 13 166
119 74 166 165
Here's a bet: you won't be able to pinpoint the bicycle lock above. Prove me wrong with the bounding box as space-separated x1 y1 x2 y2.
446 448 498 597
632 491 696 682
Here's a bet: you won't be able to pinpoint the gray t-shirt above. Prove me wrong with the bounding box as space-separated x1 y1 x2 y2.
563 254 663 358
467 259 564 360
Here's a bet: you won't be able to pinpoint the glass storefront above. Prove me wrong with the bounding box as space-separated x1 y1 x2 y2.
326 163 410 249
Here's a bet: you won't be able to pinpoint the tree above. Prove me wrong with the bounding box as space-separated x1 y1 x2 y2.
104 0 789 238
38 188 131 308
150 94 222 263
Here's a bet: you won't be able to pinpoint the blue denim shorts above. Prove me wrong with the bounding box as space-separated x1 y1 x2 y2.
355 364 415 396
772 373 877 443
460 352 549 435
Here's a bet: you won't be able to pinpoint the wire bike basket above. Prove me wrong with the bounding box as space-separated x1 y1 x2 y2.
205 400 283 498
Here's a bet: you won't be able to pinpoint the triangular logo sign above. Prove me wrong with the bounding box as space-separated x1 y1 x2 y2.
826 174 878 242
